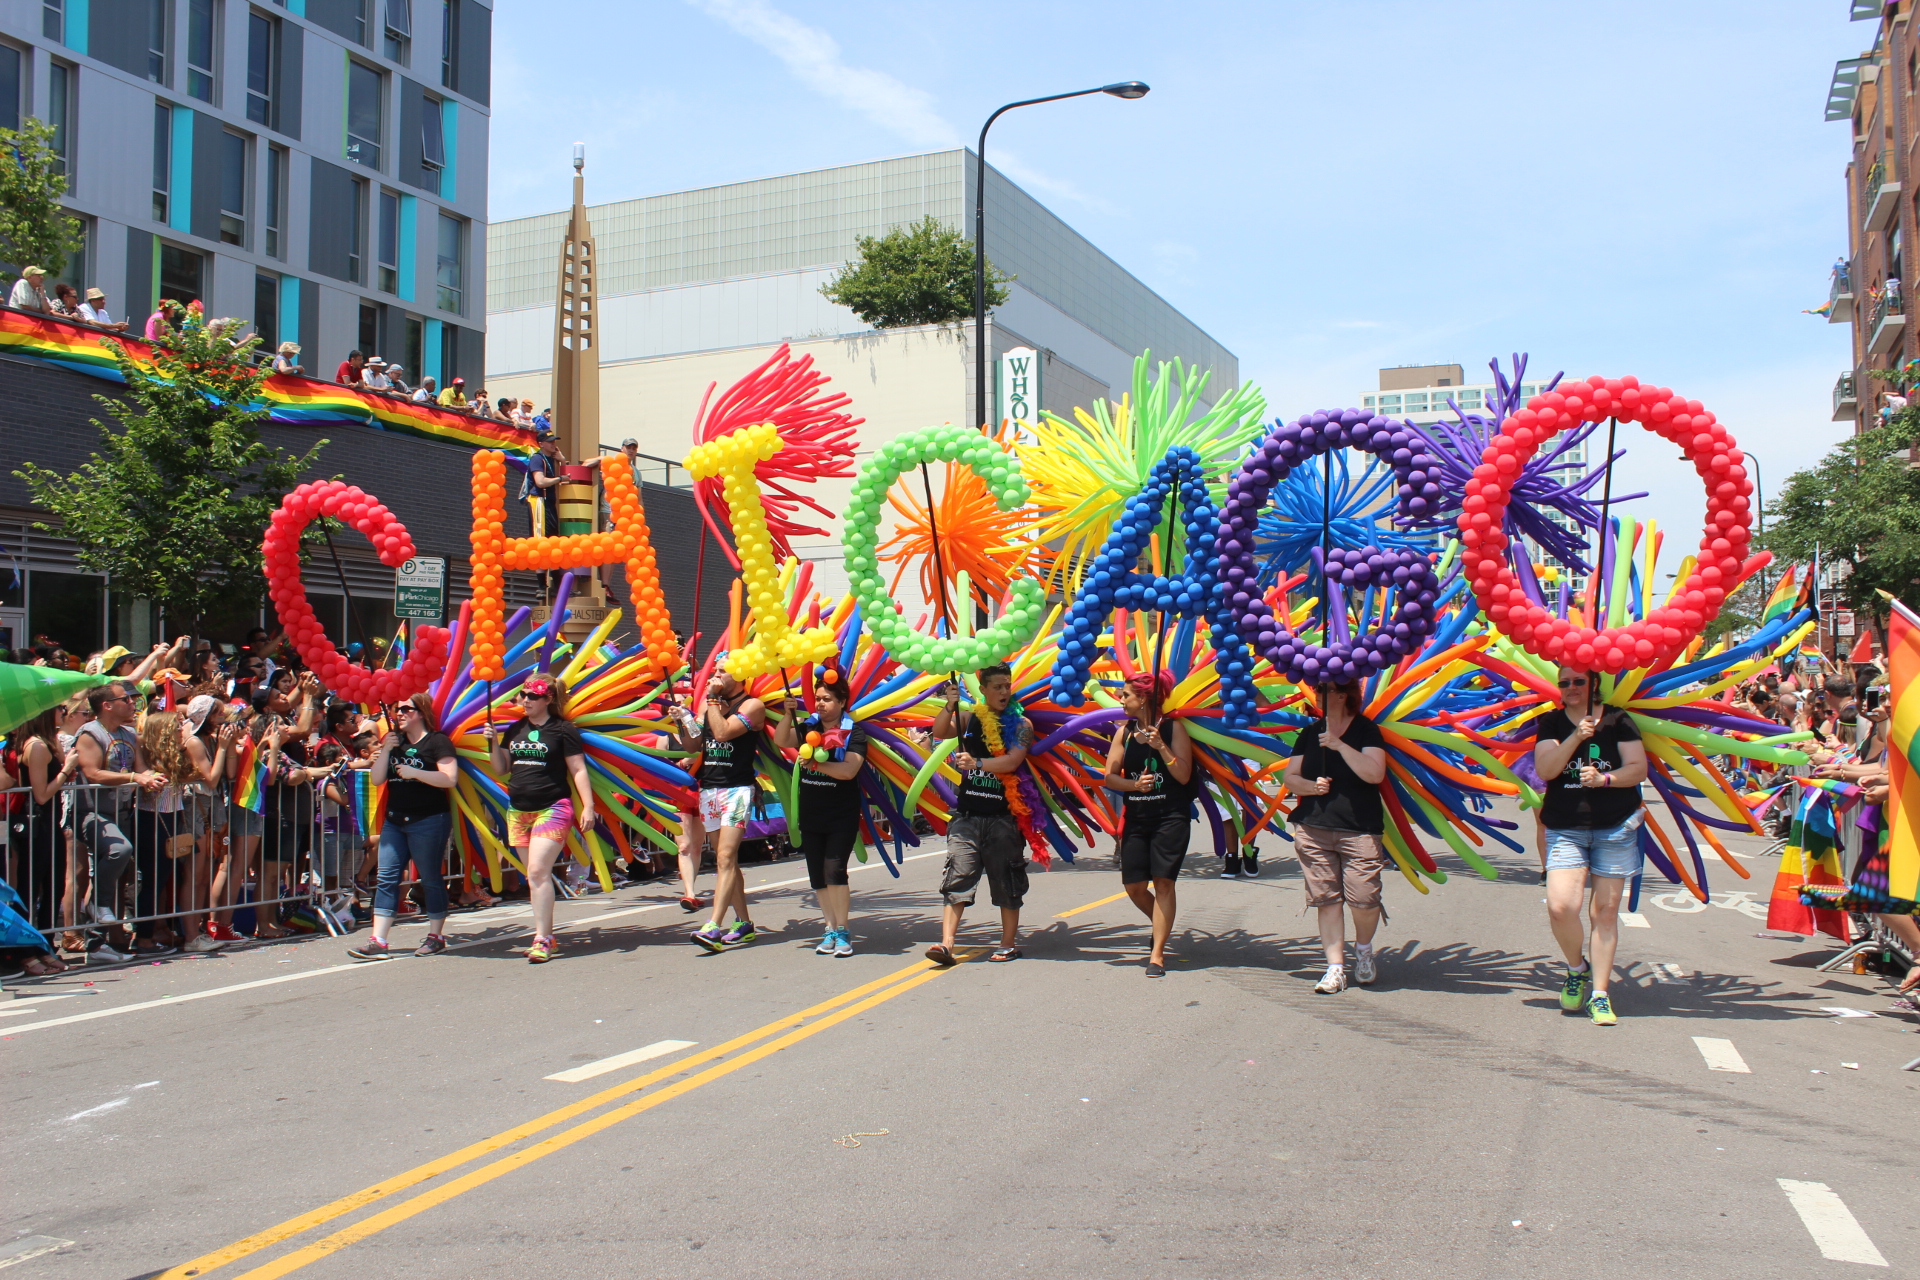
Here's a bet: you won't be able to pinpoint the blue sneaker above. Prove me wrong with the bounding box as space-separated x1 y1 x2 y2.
722 920 758 947
691 923 728 953
815 930 836 955
833 929 853 958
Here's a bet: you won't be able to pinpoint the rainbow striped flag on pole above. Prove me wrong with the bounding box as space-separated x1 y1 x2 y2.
1759 565 1798 626
232 734 266 814
1885 597 1920 902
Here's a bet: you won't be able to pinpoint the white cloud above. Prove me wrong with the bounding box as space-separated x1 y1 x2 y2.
686 0 960 150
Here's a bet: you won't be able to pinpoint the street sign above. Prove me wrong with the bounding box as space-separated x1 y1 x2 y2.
395 556 447 621
1835 609 1855 637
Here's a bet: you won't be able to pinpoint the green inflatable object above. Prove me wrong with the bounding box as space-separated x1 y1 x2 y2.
0 664 111 734
841 425 1045 672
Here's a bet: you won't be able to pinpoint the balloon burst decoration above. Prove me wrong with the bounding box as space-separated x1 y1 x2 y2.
875 421 1039 616
688 342 861 567
844 425 1046 673
1215 410 1442 717
262 479 452 703
1461 376 1766 672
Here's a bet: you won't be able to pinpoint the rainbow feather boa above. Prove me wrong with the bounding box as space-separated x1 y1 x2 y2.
972 702 1052 866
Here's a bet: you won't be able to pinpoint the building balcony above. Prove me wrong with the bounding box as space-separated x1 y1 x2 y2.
1869 287 1906 353
1865 152 1901 230
1829 266 1855 323
1834 370 1859 421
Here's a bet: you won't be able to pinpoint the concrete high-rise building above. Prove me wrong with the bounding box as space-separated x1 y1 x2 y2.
0 0 493 386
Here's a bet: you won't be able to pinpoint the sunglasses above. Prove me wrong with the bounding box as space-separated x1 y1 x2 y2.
100 694 133 704
393 704 420 716
1556 678 1590 689
518 689 551 700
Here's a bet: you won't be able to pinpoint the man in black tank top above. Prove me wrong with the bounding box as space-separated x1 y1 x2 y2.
667 665 767 951
926 664 1031 966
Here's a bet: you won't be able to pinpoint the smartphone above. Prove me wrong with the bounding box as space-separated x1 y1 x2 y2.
1865 688 1882 712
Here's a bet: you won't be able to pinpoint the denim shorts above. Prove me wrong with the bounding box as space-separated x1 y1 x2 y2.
1545 818 1643 879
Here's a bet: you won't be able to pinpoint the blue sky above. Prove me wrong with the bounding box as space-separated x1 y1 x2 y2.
490 0 1866 547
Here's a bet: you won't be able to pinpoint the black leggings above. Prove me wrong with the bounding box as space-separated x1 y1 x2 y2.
801 820 860 889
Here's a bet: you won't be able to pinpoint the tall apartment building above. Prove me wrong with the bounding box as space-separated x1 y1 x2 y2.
0 0 492 385
1825 0 1920 429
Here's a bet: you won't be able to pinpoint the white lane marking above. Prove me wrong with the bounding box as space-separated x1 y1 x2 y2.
1819 1006 1879 1019
60 1096 129 1122
1777 1179 1889 1267
0 1008 40 1017
1650 962 1687 983
545 1039 697 1083
0 850 945 1037
1691 1036 1751 1073
1618 912 1649 928
0 1235 74 1269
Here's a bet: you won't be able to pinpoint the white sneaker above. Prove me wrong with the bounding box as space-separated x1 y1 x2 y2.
91 943 132 963
184 933 226 953
1353 949 1377 986
1313 965 1347 994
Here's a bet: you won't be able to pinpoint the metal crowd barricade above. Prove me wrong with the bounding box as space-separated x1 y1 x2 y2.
0 778 383 955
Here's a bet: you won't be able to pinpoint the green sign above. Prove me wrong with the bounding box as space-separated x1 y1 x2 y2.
395 556 448 621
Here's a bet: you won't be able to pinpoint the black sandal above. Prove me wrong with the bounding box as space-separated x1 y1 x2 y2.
924 944 957 967
988 947 1022 963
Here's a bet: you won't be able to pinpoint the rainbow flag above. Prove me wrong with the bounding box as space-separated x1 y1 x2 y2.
1886 597 1920 901
1759 566 1798 625
1766 785 1850 939
0 310 535 458
232 735 265 814
347 768 387 839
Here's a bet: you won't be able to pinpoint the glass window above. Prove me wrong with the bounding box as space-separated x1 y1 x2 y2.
1403 393 1428 405
421 93 445 168
347 61 382 168
264 143 285 257
158 242 203 306
440 0 455 89
435 211 462 312
0 45 18 133
54 217 88 294
357 301 378 354
187 0 215 101
43 0 63 42
347 179 366 282
48 62 70 176
253 273 277 351
384 0 410 63
246 11 276 125
351 0 368 44
219 130 247 245
1362 396 1376 408
1378 395 1401 407
404 315 421 381
377 189 398 292
149 0 169 84
152 101 171 222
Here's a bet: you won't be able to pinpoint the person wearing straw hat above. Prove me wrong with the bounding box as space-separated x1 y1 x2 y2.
1102 668 1194 978
78 287 130 331
8 266 51 312
361 356 392 390
273 341 303 375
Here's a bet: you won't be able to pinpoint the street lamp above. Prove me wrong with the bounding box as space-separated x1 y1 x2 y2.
972 82 1149 433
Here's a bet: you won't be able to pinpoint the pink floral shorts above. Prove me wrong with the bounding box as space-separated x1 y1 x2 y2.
508 799 574 846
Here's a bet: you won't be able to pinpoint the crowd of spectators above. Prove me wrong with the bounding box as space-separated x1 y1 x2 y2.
0 627 659 978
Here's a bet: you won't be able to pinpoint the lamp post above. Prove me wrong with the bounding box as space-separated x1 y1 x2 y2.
972 81 1149 433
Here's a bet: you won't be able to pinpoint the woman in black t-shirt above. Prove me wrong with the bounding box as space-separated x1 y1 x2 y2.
773 669 869 957
483 675 592 964
348 693 459 961
1101 669 1194 978
1531 666 1649 1027
1282 679 1389 994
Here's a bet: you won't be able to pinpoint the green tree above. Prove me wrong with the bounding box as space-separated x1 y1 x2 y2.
1761 411 1920 635
0 118 85 287
15 318 327 640
819 216 1012 328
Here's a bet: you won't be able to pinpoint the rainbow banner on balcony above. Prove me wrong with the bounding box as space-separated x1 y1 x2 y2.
0 308 535 458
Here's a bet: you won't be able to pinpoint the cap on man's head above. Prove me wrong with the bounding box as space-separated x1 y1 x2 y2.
451 376 466 385
621 437 638 448
22 265 45 278
85 287 106 301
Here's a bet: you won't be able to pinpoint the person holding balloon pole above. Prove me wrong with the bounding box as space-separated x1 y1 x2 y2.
666 664 767 953
1531 667 1647 1027
1282 679 1389 994
927 664 1031 966
1102 669 1195 978
773 667 869 956
483 675 594 965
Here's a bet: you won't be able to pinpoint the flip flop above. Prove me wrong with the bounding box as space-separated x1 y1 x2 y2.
988 947 1022 963
924 944 957 967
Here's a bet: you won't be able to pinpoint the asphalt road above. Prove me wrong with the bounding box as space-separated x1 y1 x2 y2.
4 810 1916 1280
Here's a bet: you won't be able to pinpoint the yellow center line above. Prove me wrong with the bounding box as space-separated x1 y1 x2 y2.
1056 891 1130 918
232 955 976 1279
159 955 953 1280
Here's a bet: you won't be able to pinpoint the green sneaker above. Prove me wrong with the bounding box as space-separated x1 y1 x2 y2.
1587 992 1617 1026
1559 965 1592 1011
